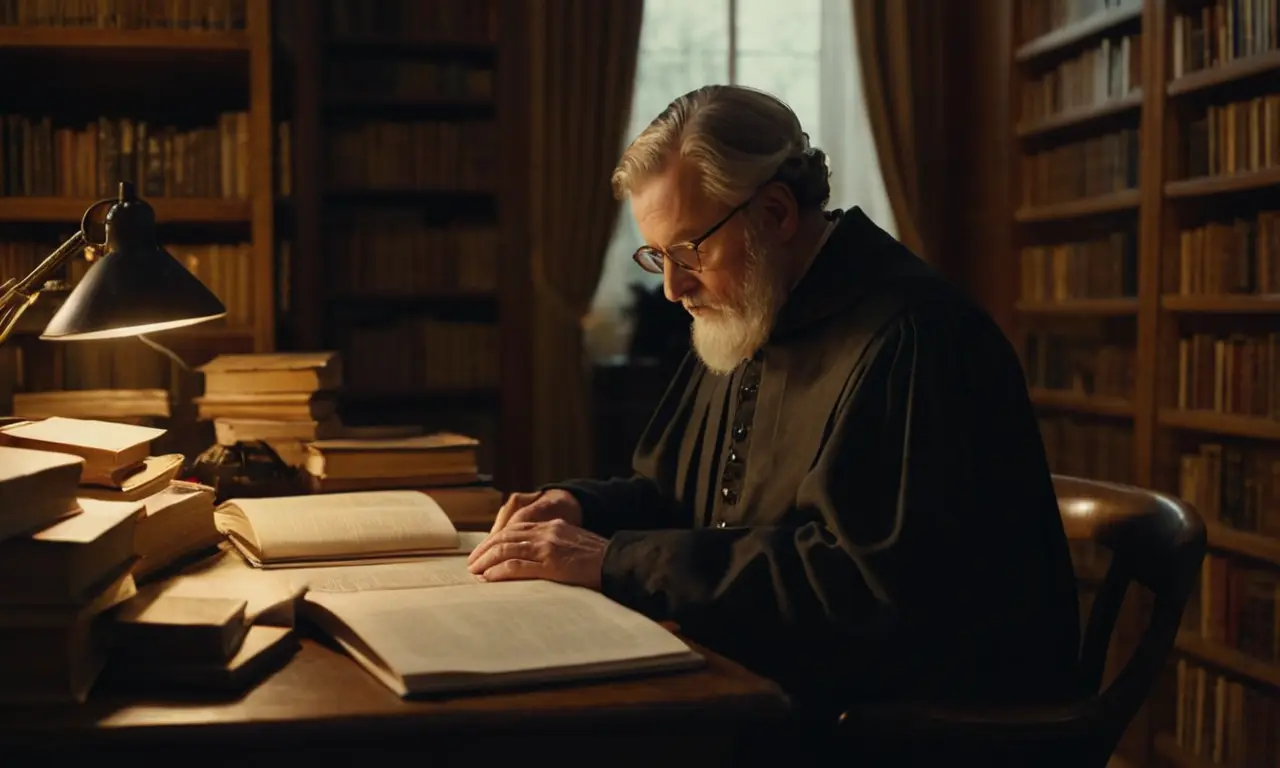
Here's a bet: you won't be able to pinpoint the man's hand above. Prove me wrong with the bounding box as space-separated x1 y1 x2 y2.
466 519 608 590
489 488 584 534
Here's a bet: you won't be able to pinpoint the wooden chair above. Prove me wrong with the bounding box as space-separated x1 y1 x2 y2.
837 474 1206 766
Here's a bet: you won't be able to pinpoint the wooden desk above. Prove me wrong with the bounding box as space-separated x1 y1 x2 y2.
0 631 791 766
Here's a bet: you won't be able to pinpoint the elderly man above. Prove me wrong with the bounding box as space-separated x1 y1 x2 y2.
468 86 1079 717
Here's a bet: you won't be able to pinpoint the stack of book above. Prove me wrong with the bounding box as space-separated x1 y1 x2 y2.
0 446 141 702
102 593 298 693
0 416 183 502
195 352 343 467
304 433 502 530
0 416 223 581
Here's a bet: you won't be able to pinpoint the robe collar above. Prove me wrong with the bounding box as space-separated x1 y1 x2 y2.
769 206 938 341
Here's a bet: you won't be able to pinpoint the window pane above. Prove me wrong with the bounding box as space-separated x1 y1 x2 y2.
733 0 822 153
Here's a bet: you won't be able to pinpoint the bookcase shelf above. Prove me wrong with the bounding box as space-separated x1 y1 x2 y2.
1015 90 1143 138
1202 520 1280 568
0 26 250 51
1158 409 1280 442
1164 167 1280 199
1176 632 1280 691
1016 298 1139 315
1015 2 1142 62
1014 189 1141 222
1166 48 1280 97
1160 294 1280 313
1153 732 1221 767
0 197 252 223
1030 388 1134 418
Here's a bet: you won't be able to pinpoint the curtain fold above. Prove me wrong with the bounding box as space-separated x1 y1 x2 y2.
853 0 946 264
526 0 644 486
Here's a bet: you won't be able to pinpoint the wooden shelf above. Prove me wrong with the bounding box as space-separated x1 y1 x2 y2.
1153 733 1216 768
325 95 493 111
1176 631 1280 690
1030 388 1134 417
0 26 250 50
1161 294 1280 313
1158 409 1280 441
1015 298 1138 315
1015 189 1141 222
1167 49 1280 97
1165 167 1280 199
1016 90 1143 138
0 196 251 223
1014 3 1142 62
1202 520 1280 568
326 37 495 57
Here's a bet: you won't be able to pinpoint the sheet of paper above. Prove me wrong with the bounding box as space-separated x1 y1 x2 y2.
286 556 480 593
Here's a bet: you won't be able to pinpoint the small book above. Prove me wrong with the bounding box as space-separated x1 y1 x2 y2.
76 453 185 502
0 445 84 545
303 580 705 698
112 595 250 663
213 490 464 568
304 433 479 482
102 625 298 693
0 417 165 487
133 481 222 580
195 392 336 421
199 352 342 395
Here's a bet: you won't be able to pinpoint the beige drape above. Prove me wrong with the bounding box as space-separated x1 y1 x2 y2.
854 0 946 264
526 0 644 486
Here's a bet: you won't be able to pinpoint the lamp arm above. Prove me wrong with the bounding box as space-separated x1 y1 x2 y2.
0 229 87 346
0 196 117 346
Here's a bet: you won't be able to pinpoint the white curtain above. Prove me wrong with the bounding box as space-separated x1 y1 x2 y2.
817 0 896 236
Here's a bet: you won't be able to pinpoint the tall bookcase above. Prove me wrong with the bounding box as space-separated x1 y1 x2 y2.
0 0 280 451
1007 0 1280 764
280 0 533 490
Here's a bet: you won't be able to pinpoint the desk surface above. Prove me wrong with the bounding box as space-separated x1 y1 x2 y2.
0 633 790 747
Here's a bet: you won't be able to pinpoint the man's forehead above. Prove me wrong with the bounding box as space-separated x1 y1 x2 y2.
631 159 714 244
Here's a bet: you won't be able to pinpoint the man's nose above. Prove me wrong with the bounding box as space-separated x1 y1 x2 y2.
663 261 698 303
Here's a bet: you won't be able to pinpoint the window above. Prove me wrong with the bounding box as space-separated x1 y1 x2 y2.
584 0 896 361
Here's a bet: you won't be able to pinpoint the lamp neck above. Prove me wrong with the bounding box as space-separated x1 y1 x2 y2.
104 181 158 253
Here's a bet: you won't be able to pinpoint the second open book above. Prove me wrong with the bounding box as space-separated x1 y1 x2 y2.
209 490 704 696
213 490 479 568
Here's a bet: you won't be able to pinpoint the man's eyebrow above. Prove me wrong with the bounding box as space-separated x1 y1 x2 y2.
667 226 699 243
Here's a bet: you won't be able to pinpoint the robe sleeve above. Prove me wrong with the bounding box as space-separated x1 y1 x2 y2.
541 353 702 536
595 303 1079 704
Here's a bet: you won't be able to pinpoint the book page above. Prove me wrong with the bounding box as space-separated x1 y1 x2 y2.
306 581 699 682
220 490 459 562
285 556 480 593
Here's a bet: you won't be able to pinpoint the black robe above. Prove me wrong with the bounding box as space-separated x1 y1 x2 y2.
552 208 1080 713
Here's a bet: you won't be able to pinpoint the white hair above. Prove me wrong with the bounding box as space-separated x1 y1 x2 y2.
612 85 832 209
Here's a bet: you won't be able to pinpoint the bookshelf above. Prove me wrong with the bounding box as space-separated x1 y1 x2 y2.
280 0 530 489
1008 0 1280 764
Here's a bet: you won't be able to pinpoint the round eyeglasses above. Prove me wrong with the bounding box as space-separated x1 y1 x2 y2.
632 198 752 275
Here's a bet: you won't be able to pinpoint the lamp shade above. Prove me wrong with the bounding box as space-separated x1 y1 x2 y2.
40 184 227 341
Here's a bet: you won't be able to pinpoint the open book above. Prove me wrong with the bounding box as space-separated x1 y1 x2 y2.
213 490 468 568
303 580 704 697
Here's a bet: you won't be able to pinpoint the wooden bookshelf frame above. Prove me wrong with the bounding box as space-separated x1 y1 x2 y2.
1007 0 1280 763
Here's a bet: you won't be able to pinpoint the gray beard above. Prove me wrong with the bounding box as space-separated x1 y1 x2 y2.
688 234 785 375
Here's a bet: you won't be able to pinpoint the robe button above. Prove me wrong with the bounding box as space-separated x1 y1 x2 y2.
732 423 749 441
740 382 758 396
727 447 740 464
716 520 728 529
721 487 738 504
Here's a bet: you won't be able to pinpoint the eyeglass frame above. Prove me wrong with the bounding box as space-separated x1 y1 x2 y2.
631 195 755 275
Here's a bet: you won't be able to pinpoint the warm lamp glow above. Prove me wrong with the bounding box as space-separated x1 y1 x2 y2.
44 313 227 341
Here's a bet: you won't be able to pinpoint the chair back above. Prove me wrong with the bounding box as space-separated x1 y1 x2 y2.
1053 474 1205 756
838 475 1206 766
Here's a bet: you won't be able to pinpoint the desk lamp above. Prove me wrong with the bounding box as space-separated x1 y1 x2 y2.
0 181 227 349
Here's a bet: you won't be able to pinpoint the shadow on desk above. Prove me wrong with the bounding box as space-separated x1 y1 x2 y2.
0 626 791 767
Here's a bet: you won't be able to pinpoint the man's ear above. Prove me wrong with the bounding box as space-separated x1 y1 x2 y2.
756 181 800 242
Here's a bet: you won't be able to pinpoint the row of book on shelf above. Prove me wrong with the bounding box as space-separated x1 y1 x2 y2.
1020 30 1142 124
0 350 704 704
